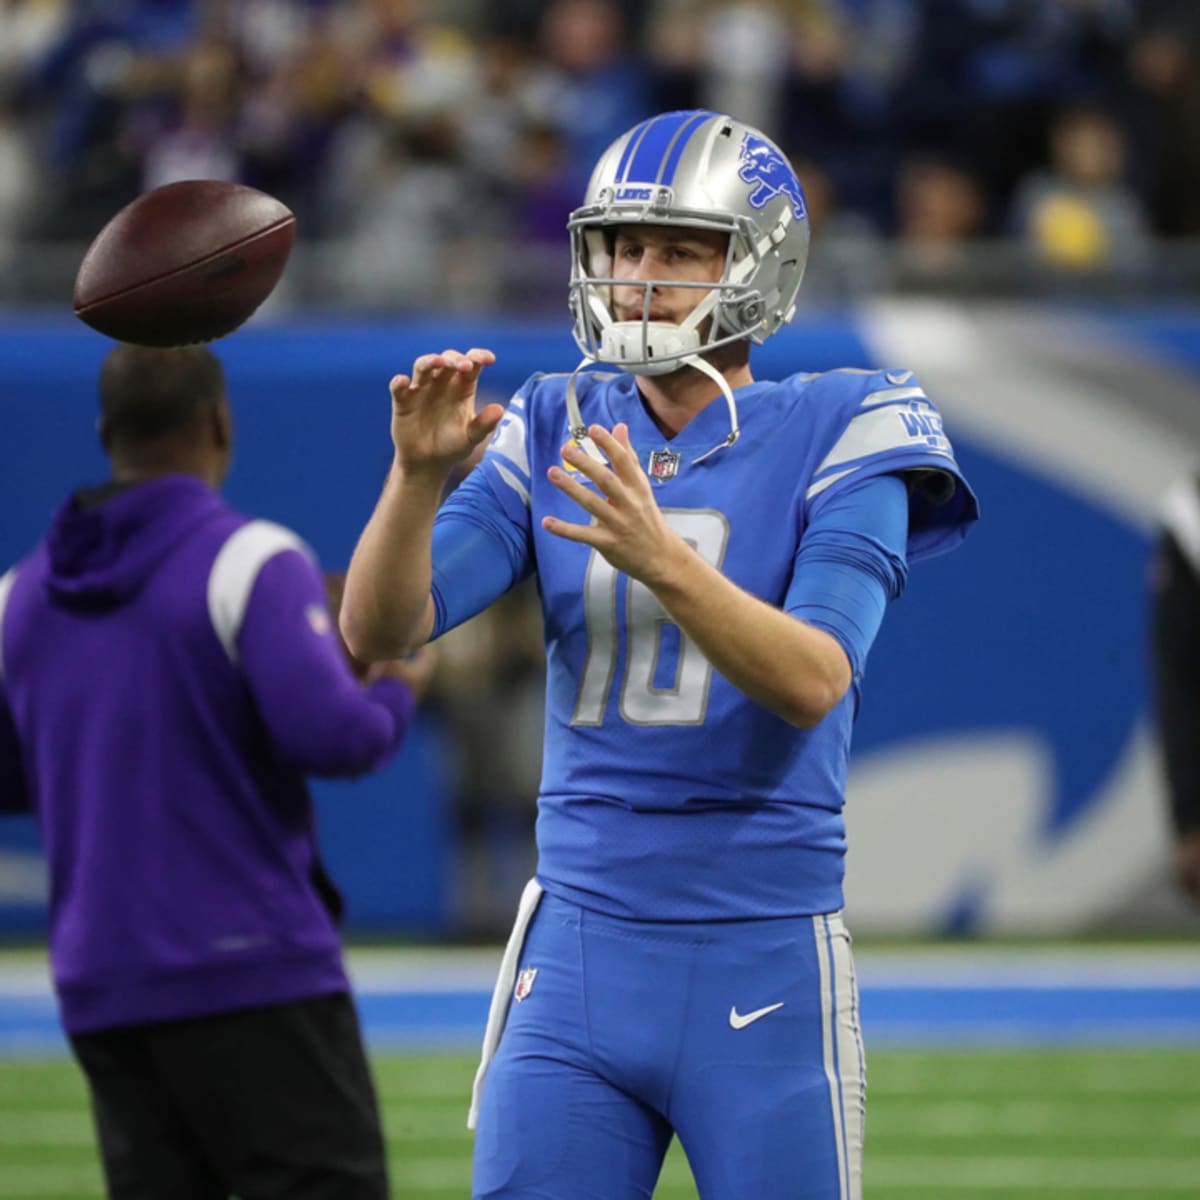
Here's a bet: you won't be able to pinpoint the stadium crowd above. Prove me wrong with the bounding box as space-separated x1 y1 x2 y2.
0 0 1198 306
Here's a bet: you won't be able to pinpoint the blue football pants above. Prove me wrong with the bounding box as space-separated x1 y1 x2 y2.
472 892 865 1199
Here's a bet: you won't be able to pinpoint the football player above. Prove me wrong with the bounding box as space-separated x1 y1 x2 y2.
1152 475 1200 903
342 109 979 1199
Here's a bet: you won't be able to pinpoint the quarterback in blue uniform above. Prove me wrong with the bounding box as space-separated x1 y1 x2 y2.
343 110 978 1199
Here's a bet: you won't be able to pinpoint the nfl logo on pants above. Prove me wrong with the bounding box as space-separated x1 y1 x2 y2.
514 967 537 1002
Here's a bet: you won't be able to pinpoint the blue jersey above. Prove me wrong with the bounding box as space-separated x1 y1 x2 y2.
433 368 977 920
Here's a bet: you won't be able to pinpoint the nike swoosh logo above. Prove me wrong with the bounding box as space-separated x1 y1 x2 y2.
729 1002 784 1030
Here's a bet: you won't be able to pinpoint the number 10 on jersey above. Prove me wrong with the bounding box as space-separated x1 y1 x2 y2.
571 508 730 727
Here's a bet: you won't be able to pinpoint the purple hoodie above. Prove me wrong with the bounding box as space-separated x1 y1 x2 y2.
0 475 414 1033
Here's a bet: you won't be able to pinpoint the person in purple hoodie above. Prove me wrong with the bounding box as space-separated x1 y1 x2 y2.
0 343 427 1200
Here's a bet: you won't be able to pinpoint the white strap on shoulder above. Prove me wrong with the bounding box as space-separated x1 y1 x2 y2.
207 520 311 665
0 569 15 682
1161 478 1200 577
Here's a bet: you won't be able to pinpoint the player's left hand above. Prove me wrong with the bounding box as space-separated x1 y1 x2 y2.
544 423 688 588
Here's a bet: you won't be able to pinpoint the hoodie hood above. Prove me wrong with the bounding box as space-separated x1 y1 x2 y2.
45 475 224 610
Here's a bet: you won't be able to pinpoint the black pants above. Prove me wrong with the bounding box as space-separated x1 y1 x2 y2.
70 992 389 1200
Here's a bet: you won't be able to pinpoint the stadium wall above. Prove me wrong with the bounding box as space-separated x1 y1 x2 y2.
1 303 1198 936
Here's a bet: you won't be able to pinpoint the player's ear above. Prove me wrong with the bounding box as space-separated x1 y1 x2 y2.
96 415 112 452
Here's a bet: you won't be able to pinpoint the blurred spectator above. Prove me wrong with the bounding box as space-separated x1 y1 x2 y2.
0 0 1195 310
0 96 39 243
493 120 576 310
536 0 653 193
236 8 355 231
487 0 649 44
1129 2 1200 237
894 0 1136 215
222 0 328 79
23 0 202 236
891 155 988 291
793 155 886 301
0 0 68 95
136 37 242 190
323 115 476 309
457 36 549 191
1011 103 1149 276
347 0 478 125
646 0 792 135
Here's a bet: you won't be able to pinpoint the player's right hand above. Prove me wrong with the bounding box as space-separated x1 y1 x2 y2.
389 348 504 477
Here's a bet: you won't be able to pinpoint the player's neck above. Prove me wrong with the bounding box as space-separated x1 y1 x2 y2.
110 453 224 489
635 354 753 439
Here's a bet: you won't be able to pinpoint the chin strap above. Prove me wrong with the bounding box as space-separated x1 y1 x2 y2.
565 358 609 463
567 353 741 469
683 354 740 464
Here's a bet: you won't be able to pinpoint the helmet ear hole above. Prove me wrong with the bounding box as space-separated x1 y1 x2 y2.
736 296 764 327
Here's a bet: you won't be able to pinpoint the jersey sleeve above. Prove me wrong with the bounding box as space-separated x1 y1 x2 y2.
431 379 539 637
237 548 414 777
786 473 909 679
803 370 979 564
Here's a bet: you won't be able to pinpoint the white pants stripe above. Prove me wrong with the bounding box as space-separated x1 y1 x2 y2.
813 912 866 1200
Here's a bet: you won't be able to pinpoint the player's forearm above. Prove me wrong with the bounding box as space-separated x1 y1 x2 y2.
341 463 442 660
649 547 851 728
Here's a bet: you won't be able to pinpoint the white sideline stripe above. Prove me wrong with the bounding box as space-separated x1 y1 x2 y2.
207 520 310 664
3 944 1200 997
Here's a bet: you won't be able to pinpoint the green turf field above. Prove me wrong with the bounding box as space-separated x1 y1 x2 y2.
2 1048 1197 1198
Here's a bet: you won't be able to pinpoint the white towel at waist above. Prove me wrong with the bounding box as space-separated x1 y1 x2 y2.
467 877 544 1130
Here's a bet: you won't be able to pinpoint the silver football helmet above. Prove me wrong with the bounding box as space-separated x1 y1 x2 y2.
564 110 809 463
568 110 810 376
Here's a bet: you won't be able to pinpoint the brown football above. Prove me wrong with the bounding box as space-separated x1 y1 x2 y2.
73 180 296 346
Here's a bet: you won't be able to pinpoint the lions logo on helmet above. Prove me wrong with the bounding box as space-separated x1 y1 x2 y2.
738 133 807 221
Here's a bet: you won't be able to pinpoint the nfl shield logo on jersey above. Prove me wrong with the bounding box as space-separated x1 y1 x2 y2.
514 967 538 1002
647 449 681 481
